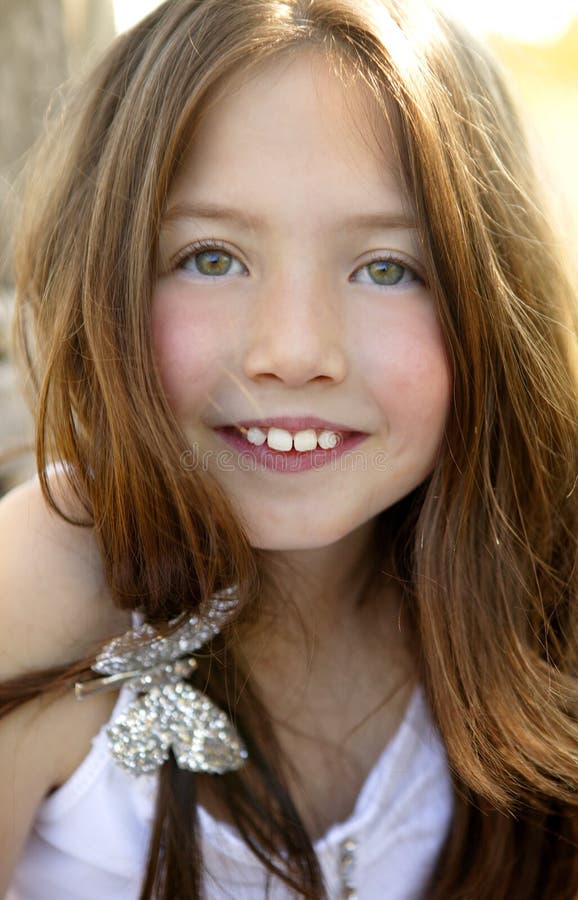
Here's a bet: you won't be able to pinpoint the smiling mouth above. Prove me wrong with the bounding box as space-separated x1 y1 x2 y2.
219 424 360 453
213 425 368 474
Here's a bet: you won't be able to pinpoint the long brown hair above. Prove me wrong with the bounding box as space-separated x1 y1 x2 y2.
5 1 578 897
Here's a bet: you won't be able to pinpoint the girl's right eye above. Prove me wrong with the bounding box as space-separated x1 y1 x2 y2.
175 242 247 278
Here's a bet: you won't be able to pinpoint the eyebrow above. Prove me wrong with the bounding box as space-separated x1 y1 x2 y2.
162 202 417 232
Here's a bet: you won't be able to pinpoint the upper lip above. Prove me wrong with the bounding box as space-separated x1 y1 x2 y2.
216 416 366 433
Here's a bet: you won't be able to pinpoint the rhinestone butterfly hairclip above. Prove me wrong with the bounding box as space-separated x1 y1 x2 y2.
74 586 248 776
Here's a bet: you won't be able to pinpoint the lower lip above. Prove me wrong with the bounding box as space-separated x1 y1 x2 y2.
215 428 368 473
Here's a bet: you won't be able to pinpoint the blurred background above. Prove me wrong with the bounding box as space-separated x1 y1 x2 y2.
0 0 577 494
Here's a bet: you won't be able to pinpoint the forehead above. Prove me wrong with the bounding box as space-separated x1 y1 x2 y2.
167 50 409 220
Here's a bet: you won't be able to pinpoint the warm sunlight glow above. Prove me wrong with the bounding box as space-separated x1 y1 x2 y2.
113 0 578 43
113 0 162 34
438 0 577 43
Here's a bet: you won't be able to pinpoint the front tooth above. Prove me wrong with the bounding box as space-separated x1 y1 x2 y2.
246 426 267 446
318 430 339 449
267 427 293 451
293 429 318 452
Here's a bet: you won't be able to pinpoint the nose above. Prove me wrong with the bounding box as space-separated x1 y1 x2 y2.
242 272 348 386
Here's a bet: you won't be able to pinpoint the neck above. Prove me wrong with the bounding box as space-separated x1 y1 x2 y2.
201 518 416 836
255 517 381 631
235 516 414 706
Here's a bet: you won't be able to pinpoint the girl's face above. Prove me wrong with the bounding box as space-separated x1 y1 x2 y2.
153 51 450 551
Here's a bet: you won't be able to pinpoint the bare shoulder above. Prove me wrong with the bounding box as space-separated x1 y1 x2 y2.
0 473 130 678
0 475 132 889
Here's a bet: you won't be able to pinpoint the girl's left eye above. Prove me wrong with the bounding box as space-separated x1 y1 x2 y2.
175 243 246 278
351 258 419 287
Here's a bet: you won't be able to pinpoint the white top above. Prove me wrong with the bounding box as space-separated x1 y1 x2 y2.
9 683 453 899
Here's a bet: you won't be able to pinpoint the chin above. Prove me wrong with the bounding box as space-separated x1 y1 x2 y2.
243 518 363 552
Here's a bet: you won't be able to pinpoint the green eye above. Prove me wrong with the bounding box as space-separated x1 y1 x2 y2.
176 242 246 279
367 260 406 285
193 250 233 276
351 257 418 288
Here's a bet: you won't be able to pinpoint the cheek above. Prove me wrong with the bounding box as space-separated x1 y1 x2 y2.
151 285 228 417
364 307 451 433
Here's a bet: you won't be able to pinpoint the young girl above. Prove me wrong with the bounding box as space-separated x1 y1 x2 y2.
1 0 577 897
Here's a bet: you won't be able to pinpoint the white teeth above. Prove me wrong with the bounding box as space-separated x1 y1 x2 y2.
293 429 318 452
243 425 342 452
266 427 293 452
246 426 267 446
318 430 339 449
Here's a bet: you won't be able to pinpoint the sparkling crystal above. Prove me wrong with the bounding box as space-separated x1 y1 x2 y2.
92 586 238 677
76 585 247 776
106 682 247 775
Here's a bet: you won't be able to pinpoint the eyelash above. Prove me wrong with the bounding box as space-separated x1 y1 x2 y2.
172 239 422 287
352 252 421 288
173 240 247 278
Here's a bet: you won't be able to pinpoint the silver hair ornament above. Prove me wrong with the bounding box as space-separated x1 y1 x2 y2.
74 586 248 776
